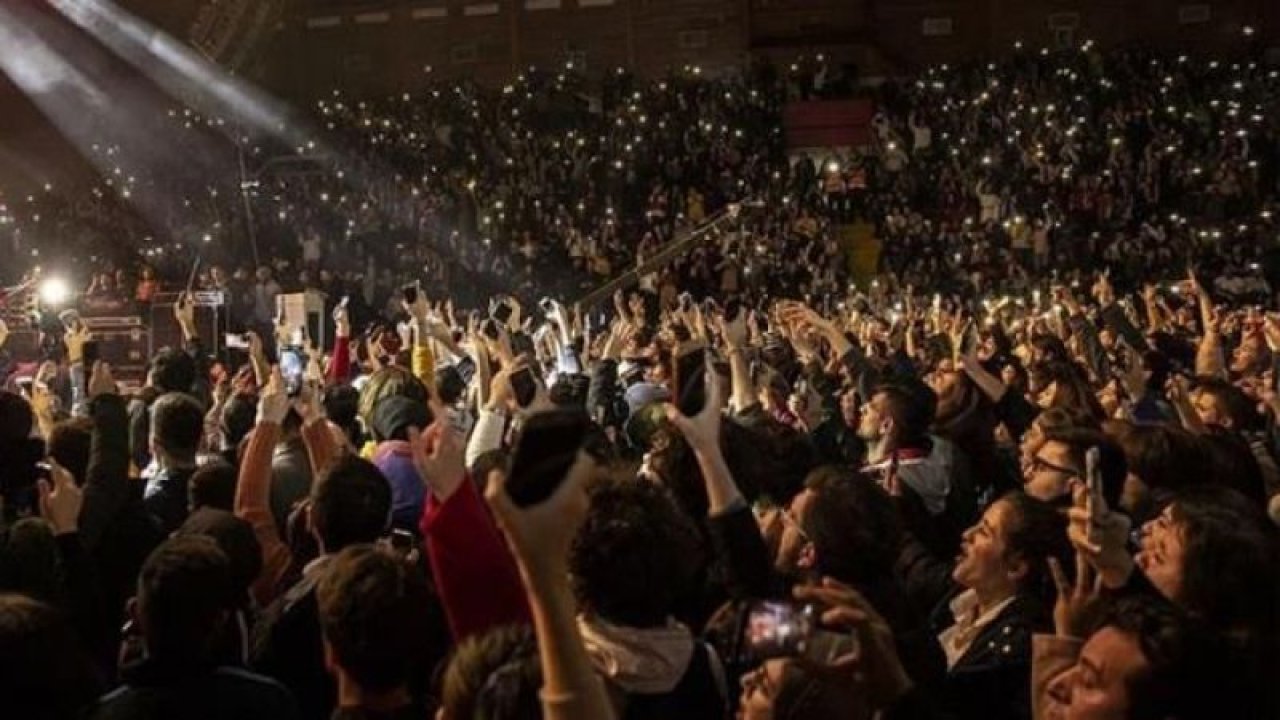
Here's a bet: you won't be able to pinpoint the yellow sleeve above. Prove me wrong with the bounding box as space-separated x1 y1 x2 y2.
413 344 436 389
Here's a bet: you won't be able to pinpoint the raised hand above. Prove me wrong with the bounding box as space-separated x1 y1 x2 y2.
409 420 467 501
257 367 292 426
793 577 913 710
485 452 596 584
38 458 83 536
665 363 724 454
1049 551 1103 638
1066 482 1133 590
88 360 118 398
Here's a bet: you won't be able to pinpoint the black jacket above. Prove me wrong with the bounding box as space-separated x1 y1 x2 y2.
89 656 297 720
251 562 332 720
911 591 1047 720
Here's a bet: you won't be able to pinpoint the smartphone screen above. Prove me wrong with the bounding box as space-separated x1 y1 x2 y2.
505 408 589 507
225 333 250 350
674 348 707 417
741 600 815 660
454 356 476 385
402 283 419 306
279 346 306 397
510 366 538 408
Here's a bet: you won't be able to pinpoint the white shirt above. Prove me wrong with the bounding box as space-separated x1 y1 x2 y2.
937 589 1017 669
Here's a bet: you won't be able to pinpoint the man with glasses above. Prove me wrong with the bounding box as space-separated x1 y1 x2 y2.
1022 426 1126 510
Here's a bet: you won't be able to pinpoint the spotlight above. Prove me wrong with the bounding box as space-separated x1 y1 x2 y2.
39 276 72 306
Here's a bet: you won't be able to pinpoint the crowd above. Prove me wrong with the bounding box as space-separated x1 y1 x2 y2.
0 42 1278 720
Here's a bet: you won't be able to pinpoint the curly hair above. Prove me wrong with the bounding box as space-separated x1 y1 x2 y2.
570 478 703 628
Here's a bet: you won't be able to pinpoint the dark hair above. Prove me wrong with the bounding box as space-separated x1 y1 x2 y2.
570 478 701 628
1034 360 1104 420
873 383 935 450
773 659 865 720
136 535 234 661
1095 596 1254 720
149 346 196 395
0 594 103 720
189 461 238 512
998 491 1072 606
1168 486 1280 643
1039 426 1127 510
309 454 392 552
324 385 362 448
1196 430 1267 507
150 392 204 461
1107 422 1201 521
219 392 258 449
1192 377 1261 432
47 417 92 486
317 545 431 694
440 624 541 720
801 467 902 587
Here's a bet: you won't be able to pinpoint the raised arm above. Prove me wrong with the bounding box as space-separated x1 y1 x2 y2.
78 362 132 551
234 369 294 607
413 421 529 641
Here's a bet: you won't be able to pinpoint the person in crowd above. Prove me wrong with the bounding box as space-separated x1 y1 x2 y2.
89 536 297 720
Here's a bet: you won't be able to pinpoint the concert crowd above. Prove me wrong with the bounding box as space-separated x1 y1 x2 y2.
0 42 1278 720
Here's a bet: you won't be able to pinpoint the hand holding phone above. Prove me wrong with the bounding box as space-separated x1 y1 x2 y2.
504 408 590 507
509 366 539 408
740 600 816 660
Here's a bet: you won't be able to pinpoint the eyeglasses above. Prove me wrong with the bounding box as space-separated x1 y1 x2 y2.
779 505 811 544
1026 454 1082 478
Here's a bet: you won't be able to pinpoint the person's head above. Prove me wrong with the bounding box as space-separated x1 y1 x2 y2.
1046 597 1239 720
1229 330 1270 377
317 545 431 700
857 384 934 456
1020 406 1098 472
357 366 430 435
219 392 258 450
150 392 204 467
775 467 901 589
1023 427 1125 509
175 508 262 607
132 535 235 662
570 478 701 628
1137 485 1280 638
308 454 392 554
953 492 1071 606
46 417 92 485
188 460 238 512
1033 361 1105 420
1190 377 1260 432
1106 422 1203 522
0 594 103 720
438 625 541 720
323 384 362 447
740 658 869 720
147 347 196 395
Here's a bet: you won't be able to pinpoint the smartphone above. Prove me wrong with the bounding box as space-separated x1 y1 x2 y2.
741 600 816 660
279 346 306 397
1085 446 1104 545
82 340 100 367
674 347 707 417
225 333 250 350
491 299 513 325
539 297 556 314
401 283 419 306
505 408 590 507
481 318 502 341
510 366 538 408
454 356 476 385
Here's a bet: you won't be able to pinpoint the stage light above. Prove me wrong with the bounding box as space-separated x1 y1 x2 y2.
39 276 72 306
